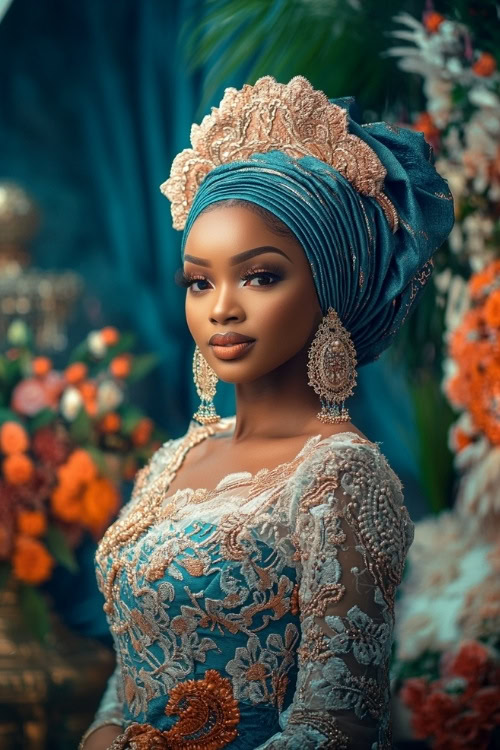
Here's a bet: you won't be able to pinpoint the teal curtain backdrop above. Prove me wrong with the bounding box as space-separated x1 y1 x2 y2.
0 0 424 640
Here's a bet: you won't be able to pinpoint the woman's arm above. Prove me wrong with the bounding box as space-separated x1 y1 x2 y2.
79 665 126 749
255 441 413 748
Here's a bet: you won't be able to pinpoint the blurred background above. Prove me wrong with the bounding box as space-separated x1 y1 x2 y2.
0 0 498 748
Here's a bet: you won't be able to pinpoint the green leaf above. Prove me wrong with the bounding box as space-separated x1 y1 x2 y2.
29 408 57 432
68 340 90 364
69 407 92 443
127 353 159 384
19 585 51 642
0 407 22 426
104 332 137 361
0 563 11 591
45 526 78 574
120 406 144 435
84 445 107 474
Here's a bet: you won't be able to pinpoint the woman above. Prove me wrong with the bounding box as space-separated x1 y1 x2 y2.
80 77 454 749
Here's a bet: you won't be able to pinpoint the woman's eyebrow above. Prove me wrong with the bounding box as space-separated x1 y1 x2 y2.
183 246 292 267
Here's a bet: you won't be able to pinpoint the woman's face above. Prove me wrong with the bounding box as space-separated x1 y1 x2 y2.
181 204 322 384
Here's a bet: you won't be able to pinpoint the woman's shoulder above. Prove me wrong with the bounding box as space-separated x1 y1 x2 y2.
289 429 409 527
290 429 414 579
295 428 402 489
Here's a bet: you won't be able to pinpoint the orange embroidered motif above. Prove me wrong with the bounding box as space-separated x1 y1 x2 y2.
290 583 300 615
163 670 240 750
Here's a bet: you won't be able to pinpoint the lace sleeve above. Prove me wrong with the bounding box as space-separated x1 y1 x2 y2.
256 438 414 750
78 664 126 748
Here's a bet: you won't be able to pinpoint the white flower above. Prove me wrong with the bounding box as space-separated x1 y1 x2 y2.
87 330 107 358
7 319 30 346
445 274 470 332
61 387 83 421
97 379 123 413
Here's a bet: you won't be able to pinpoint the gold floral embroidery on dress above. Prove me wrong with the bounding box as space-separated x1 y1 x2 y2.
93 427 412 749
162 670 240 750
287 711 350 749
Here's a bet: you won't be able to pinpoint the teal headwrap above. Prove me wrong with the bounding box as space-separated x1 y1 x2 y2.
176 96 454 367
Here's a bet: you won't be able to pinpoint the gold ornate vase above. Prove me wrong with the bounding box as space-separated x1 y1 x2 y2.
0 582 114 750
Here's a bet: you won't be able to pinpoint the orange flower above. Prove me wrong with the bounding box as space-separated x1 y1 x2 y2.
81 477 119 535
17 509 47 537
468 261 500 301
79 381 97 400
131 417 153 446
483 289 500 328
450 425 473 453
101 326 120 346
51 483 82 523
413 112 440 147
3 453 34 485
472 52 497 77
110 354 132 379
468 368 500 445
0 421 29 455
99 412 121 433
12 535 54 585
64 362 88 385
32 356 52 377
84 399 98 418
66 449 97 483
424 11 445 33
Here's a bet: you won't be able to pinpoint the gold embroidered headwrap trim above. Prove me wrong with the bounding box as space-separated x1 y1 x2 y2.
160 75 398 232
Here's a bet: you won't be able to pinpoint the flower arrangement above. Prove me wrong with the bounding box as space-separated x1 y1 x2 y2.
389 10 500 272
387 11 500 746
399 640 500 750
0 321 163 635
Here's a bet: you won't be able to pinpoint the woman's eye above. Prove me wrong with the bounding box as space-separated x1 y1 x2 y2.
241 272 280 287
190 278 212 292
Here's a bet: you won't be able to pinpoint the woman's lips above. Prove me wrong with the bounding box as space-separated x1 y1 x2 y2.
209 333 256 360
211 341 256 360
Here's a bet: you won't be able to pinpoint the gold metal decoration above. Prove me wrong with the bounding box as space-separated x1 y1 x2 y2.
307 308 358 424
0 181 82 352
0 582 114 750
192 345 220 425
161 76 398 232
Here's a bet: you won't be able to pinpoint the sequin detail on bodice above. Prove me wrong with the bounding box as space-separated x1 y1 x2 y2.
93 420 414 749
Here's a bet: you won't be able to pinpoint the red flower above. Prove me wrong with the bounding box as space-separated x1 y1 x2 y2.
0 485 16 559
32 426 70 467
444 641 492 687
472 686 500 725
400 677 428 711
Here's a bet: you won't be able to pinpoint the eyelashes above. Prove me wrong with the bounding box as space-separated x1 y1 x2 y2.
174 264 283 291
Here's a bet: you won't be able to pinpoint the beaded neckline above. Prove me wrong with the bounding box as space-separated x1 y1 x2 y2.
163 418 378 503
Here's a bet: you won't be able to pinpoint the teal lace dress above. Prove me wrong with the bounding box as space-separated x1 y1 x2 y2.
85 417 414 749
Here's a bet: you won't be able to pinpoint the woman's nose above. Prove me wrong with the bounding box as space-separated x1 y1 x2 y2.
209 283 244 325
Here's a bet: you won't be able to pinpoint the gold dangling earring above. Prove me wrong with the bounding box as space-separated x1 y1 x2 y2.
307 308 358 424
192 345 220 425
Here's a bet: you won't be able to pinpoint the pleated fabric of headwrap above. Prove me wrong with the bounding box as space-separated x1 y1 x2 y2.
162 78 454 367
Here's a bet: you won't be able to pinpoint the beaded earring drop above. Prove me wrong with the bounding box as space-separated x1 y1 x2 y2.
192 345 220 425
307 308 358 424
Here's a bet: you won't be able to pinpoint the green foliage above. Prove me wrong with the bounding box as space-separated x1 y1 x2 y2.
69 407 92 443
120 405 145 435
0 564 10 591
45 526 78 574
128 353 160 384
184 0 424 115
19 585 51 643
29 408 57 432
410 373 456 513
0 407 22 426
